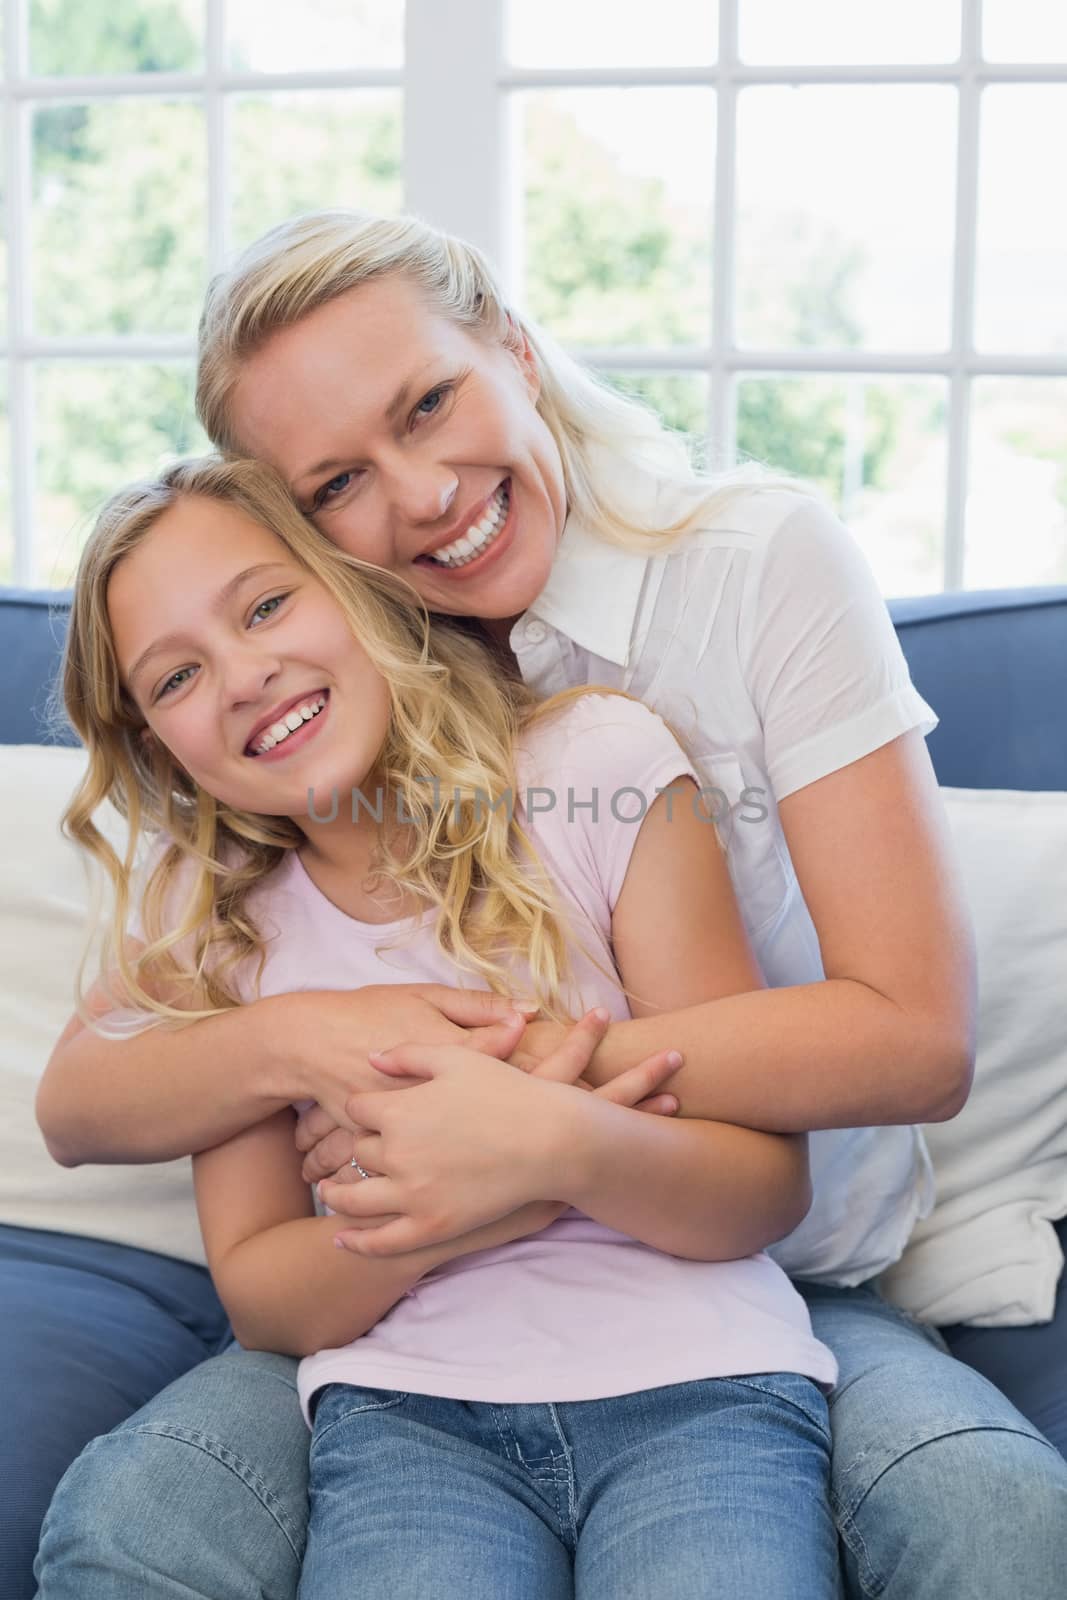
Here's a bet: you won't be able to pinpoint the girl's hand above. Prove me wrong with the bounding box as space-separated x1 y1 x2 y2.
320 1011 682 1255
427 1198 573 1261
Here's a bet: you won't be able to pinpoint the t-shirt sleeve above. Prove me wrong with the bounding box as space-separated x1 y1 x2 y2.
518 695 698 918
737 496 938 800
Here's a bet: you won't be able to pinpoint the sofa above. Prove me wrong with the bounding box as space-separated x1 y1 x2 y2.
2 581 1066 1593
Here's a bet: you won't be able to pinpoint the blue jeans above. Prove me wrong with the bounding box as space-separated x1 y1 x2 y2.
34 1279 1067 1599
299 1374 839 1599
938 1214 1067 1459
0 1225 230 1600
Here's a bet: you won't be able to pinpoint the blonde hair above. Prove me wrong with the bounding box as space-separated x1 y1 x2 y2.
196 209 804 552
63 455 604 1028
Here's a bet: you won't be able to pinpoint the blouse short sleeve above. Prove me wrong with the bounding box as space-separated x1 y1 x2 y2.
737 496 938 801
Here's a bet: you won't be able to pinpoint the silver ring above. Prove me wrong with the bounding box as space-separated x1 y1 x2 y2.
350 1157 372 1180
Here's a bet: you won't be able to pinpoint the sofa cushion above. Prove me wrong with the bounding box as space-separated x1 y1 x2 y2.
879 786 1067 1326
0 743 205 1265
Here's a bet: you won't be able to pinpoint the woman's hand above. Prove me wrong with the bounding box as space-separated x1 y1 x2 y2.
282 983 530 1135
319 1010 682 1255
297 1012 674 1185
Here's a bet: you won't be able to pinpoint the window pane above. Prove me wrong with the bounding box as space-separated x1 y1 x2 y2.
507 0 717 67
227 0 403 72
231 92 402 251
0 370 9 584
0 117 6 341
32 101 206 337
599 371 710 457
517 89 714 347
984 1 1067 62
736 374 947 595
975 87 1067 354
34 364 206 587
740 0 960 64
966 380 1067 587
29 0 204 75
736 87 956 351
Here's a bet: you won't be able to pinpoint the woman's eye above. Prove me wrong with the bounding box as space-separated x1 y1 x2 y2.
249 593 289 626
413 385 450 422
313 472 354 509
156 666 196 700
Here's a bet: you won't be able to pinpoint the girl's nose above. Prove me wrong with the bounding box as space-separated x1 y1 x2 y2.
226 644 282 707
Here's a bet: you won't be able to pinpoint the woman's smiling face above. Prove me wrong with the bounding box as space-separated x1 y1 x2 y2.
107 495 393 824
228 274 567 622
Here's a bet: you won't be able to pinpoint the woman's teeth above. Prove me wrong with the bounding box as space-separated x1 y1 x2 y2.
252 694 326 755
428 482 510 568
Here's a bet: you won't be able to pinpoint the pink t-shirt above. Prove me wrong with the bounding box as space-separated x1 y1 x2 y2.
221 694 835 1421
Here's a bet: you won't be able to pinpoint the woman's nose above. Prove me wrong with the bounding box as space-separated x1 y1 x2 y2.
387 465 459 524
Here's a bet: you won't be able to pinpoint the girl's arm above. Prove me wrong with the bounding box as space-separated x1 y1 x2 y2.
195 1108 453 1356
36 970 525 1167
197 1026 678 1356
519 731 975 1132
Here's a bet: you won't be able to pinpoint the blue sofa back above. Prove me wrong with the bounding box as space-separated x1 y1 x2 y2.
3 584 1066 790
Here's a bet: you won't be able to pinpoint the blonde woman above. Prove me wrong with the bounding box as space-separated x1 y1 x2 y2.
36 214 1067 1600
50 455 841 1596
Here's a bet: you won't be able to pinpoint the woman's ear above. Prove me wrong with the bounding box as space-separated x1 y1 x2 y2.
504 314 541 402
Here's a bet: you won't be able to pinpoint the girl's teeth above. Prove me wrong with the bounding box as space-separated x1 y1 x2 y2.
252 696 326 754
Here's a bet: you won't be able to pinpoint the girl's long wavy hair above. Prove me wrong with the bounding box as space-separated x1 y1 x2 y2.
63 455 599 1028
196 209 804 548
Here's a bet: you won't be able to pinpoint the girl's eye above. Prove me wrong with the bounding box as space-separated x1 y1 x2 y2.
156 666 196 701
313 472 354 510
249 593 289 625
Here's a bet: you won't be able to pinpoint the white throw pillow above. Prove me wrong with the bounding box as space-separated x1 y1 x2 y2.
878 787 1067 1327
0 743 205 1265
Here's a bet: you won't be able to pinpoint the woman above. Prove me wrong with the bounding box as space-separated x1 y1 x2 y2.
34 211 1067 1599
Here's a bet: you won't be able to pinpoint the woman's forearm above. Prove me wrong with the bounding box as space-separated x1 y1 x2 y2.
579 979 972 1133
37 996 303 1167
559 1100 810 1260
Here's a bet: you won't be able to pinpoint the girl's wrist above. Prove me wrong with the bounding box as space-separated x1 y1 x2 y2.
546 1086 611 1208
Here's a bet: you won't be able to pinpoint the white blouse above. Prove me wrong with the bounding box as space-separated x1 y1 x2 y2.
510 480 939 1286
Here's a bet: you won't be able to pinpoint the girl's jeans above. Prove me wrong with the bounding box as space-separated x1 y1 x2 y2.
298 1374 840 1599
23 1232 1067 1600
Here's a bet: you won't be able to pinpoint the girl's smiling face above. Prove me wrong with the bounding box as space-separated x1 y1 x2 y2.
228 274 567 624
107 494 393 823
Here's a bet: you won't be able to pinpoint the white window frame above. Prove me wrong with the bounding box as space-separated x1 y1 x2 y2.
4 0 1067 588
2 0 403 585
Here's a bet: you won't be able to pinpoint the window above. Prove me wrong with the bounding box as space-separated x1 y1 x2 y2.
4 0 1066 593
1 0 403 585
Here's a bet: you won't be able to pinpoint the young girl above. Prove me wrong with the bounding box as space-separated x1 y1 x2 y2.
60 454 839 1597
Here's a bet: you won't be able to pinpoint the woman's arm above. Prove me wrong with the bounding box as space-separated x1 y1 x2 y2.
324 780 813 1262
522 731 975 1132
36 972 525 1167
559 774 811 1258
